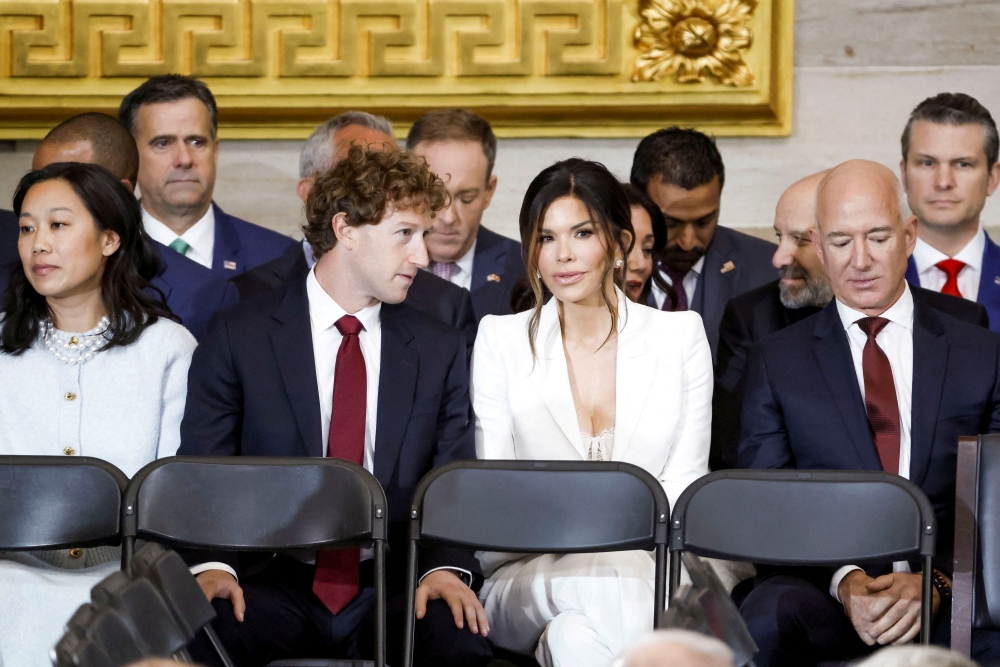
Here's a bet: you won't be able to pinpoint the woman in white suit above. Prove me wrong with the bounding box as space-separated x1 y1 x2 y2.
472 159 713 667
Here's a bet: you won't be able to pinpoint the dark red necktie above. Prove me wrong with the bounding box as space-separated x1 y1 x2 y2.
935 259 967 298
857 317 900 475
661 264 689 311
312 314 366 615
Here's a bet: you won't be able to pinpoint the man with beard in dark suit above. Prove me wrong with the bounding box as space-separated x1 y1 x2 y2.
712 171 988 470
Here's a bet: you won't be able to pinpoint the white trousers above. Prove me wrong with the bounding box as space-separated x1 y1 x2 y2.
482 551 655 667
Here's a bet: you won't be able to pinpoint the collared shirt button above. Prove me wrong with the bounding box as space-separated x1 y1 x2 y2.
64 392 76 401
63 447 75 456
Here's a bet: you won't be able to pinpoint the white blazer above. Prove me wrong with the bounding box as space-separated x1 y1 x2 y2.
472 288 712 508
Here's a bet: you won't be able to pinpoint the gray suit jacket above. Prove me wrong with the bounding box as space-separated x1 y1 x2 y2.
690 225 778 361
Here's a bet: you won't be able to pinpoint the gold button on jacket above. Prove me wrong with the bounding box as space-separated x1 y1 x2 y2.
64 392 76 401
63 447 75 456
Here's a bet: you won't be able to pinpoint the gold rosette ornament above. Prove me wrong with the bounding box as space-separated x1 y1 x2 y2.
633 0 756 85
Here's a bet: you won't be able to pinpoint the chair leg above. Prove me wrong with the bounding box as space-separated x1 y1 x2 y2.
654 545 667 627
921 555 933 645
375 540 386 667
668 550 682 603
402 540 419 667
205 624 238 667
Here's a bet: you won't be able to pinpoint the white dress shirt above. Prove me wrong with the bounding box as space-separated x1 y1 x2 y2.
430 239 476 291
829 284 915 599
651 255 705 310
142 205 216 269
307 268 381 469
911 227 984 302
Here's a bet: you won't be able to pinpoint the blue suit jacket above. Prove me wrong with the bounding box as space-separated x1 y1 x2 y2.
906 231 1000 334
690 226 778 362
739 297 1000 574
210 203 297 279
178 276 481 584
469 226 526 322
151 241 238 341
0 209 17 267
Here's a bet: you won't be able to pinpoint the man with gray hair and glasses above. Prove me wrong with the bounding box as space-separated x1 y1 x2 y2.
231 111 478 353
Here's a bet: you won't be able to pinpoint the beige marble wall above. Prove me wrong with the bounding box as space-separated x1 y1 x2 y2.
1 0 998 243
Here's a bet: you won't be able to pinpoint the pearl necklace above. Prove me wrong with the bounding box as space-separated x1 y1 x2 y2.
42 316 110 365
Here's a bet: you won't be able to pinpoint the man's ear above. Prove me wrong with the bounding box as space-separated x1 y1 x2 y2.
296 177 314 204
809 227 826 267
331 212 355 249
988 161 1000 197
482 173 499 210
899 159 908 191
902 214 919 255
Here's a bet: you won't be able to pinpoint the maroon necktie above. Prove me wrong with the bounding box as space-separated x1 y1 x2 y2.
312 314 366 615
661 264 689 311
935 259 966 298
857 317 900 475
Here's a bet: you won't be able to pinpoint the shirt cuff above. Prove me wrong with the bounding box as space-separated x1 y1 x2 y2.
830 565 863 601
189 562 239 582
419 567 472 587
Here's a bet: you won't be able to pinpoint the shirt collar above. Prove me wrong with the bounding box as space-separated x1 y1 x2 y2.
454 238 476 276
141 204 216 254
690 255 705 276
303 239 316 269
835 281 915 333
912 226 985 274
306 267 382 339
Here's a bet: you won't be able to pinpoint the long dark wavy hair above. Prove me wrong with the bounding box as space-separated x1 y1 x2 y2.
0 162 172 355
516 158 634 357
623 183 677 308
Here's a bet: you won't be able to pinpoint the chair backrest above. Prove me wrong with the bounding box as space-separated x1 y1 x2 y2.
123 457 387 551
670 470 935 565
0 455 127 550
966 435 1000 630
411 461 669 552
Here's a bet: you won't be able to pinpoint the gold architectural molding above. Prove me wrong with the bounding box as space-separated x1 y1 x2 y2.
0 0 792 138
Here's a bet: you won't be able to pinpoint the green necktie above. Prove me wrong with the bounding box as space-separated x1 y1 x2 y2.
169 238 191 256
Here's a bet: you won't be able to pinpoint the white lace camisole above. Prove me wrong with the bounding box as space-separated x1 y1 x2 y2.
581 427 615 461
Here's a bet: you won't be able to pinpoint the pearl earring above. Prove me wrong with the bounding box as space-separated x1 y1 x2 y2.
614 259 623 268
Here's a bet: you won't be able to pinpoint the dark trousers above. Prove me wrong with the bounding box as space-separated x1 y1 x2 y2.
739 573 1000 667
190 556 493 667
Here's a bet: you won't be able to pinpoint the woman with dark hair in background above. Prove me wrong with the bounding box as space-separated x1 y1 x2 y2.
0 163 196 667
471 159 713 666
623 184 674 306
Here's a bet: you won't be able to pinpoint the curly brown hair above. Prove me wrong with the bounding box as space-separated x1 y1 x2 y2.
303 145 449 260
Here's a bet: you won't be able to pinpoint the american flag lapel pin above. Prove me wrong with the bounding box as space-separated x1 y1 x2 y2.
487 273 501 282
720 261 736 274
994 276 1000 286
223 260 238 270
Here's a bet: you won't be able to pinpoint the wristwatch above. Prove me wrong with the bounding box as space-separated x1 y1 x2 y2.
931 569 952 603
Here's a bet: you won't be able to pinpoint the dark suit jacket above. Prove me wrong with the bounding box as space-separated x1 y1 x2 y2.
906 230 1000 334
0 232 236 341
689 226 778 361
209 203 297 278
0 209 17 267
178 277 482 586
469 226 525 322
152 241 238 341
738 296 1000 576
712 281 990 471
230 242 478 355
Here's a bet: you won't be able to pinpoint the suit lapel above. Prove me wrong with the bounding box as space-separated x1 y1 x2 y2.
909 302 948 487
373 305 418 485
470 228 509 316
811 304 883 470
530 299 585 456
212 203 242 275
695 227 736 329
612 298 654 461
268 279 323 457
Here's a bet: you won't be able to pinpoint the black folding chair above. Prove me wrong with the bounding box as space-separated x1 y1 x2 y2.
0 455 127 555
121 456 389 667
953 434 1000 657
401 460 671 667
669 469 937 645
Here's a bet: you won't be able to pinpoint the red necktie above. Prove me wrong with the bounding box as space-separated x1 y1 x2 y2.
312 314 366 615
857 317 900 475
935 259 967 298
660 264 689 311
